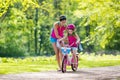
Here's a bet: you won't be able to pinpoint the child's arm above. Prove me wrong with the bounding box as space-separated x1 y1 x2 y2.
75 33 80 44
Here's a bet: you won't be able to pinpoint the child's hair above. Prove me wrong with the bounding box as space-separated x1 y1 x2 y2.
67 31 76 37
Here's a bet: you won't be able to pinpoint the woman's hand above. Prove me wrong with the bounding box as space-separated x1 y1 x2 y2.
58 38 62 42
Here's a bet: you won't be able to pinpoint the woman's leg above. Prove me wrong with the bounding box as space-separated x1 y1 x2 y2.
52 43 61 70
59 42 64 61
59 49 63 65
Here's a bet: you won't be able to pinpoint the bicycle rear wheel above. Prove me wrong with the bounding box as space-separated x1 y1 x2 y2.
71 56 78 71
62 56 67 73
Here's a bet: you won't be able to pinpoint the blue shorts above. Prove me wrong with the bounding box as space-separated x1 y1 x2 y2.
50 36 57 43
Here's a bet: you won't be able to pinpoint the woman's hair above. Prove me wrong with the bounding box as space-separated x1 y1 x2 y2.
59 15 66 21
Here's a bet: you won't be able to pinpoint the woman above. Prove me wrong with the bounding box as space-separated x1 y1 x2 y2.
50 15 67 71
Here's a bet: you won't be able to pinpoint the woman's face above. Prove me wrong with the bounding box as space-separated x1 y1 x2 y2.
68 29 73 34
60 20 66 25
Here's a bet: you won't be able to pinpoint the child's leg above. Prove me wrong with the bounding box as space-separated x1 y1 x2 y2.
72 47 77 65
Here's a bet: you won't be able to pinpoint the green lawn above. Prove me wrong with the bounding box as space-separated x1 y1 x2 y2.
0 54 120 74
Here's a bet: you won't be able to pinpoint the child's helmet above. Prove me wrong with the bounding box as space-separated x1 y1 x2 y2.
67 24 75 30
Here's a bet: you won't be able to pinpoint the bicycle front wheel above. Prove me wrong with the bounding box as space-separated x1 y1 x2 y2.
62 56 67 73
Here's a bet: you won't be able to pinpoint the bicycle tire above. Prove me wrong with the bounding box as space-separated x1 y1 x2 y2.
71 56 78 71
62 56 67 73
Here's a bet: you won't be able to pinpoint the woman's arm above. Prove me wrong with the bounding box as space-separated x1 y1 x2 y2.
54 23 61 39
58 34 67 41
58 35 68 47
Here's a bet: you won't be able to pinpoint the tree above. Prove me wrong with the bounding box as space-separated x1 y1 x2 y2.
74 0 120 51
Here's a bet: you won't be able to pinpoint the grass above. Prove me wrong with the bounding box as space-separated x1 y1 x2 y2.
0 54 120 74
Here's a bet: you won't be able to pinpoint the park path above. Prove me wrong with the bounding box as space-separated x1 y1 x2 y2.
0 66 120 80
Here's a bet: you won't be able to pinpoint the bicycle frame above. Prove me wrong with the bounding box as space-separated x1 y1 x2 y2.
61 47 74 65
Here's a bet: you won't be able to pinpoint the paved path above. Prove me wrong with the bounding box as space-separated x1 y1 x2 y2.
0 66 120 80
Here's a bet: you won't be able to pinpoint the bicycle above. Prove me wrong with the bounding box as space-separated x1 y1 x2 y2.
59 42 79 73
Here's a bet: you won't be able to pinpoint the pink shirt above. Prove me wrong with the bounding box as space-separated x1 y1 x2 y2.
68 35 77 47
51 22 66 39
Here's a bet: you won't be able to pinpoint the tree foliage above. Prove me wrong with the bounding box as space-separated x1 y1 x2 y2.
0 0 119 57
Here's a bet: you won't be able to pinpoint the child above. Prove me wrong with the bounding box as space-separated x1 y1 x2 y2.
59 24 80 66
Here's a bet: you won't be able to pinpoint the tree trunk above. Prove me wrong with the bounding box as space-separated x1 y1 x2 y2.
34 8 38 55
